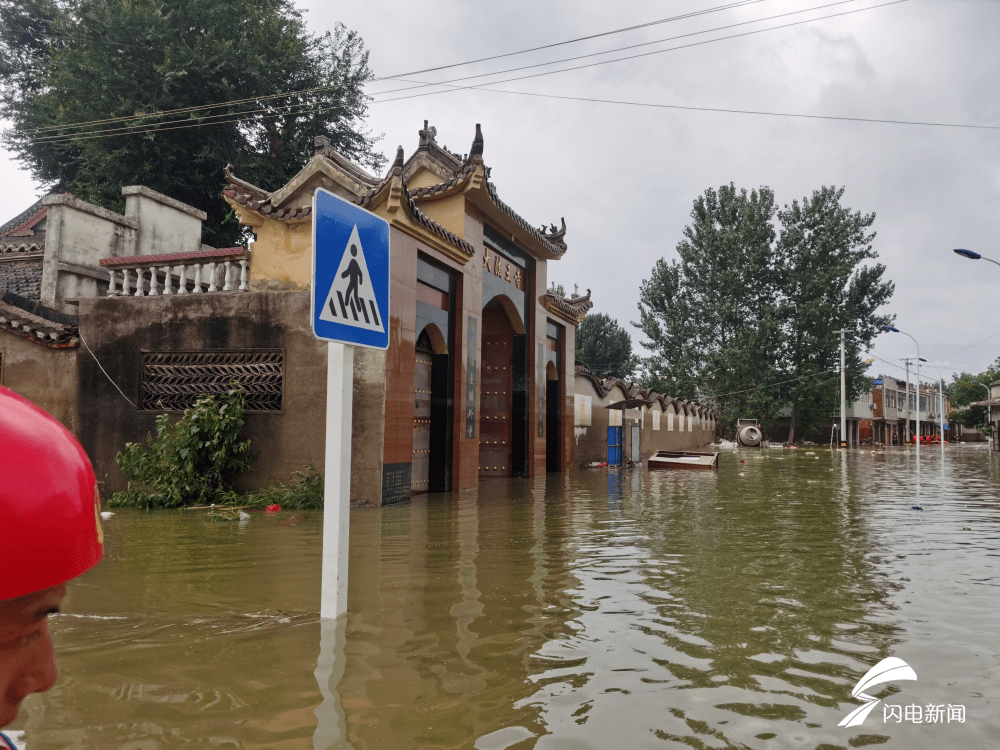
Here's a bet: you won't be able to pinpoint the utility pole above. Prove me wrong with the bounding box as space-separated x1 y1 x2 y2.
837 329 847 449
903 359 911 445
901 356 922 462
939 376 945 445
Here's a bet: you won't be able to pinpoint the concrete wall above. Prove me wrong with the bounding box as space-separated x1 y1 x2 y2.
76 290 385 503
573 375 715 465
123 186 206 257
0 333 79 434
41 195 137 313
352 346 387 505
38 187 208 314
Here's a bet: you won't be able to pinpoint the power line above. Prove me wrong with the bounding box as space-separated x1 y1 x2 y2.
865 351 910 374
384 0 772 79
705 368 839 398
368 0 910 105
393 84 1000 133
29 0 936 146
20 0 774 136
366 0 874 100
941 330 1000 360
29 97 339 144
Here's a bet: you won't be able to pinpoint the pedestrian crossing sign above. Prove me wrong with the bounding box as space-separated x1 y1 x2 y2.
311 188 390 349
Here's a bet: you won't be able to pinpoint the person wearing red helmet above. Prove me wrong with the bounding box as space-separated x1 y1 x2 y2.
0 386 104 744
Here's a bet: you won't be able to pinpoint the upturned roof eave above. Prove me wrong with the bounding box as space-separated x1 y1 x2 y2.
421 165 564 262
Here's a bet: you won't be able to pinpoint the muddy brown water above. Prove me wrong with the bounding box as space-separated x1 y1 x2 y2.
9 448 1000 749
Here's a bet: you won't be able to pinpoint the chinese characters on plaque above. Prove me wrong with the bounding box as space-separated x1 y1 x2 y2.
483 248 523 290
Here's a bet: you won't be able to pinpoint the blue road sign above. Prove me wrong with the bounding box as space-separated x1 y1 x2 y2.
311 188 390 349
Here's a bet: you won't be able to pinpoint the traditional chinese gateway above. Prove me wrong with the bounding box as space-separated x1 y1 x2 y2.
222 123 592 503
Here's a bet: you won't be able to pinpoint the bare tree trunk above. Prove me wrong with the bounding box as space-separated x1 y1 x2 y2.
788 408 797 445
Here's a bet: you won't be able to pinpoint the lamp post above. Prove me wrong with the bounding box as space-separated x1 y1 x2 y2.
885 326 921 462
953 248 1000 269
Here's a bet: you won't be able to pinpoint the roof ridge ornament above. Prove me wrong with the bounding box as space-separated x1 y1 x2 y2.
391 145 405 174
314 135 332 155
467 123 484 164
418 120 438 149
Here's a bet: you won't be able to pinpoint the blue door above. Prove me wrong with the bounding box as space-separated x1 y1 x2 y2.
608 426 622 466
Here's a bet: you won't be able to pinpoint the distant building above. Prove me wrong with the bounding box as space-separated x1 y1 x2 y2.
844 376 951 446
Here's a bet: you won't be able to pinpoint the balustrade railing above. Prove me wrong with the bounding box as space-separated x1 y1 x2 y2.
100 247 248 297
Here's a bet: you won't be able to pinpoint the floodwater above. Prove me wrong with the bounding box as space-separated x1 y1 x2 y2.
9 447 1000 749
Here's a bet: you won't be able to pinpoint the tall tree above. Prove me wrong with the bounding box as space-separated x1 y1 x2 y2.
576 312 637 380
1 0 383 247
637 183 893 440
776 186 893 442
637 184 785 432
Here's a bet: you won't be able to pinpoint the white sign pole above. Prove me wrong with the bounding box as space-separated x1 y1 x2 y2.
321 340 354 620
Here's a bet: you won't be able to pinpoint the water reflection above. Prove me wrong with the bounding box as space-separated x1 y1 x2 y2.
314 616 349 750
9 448 999 749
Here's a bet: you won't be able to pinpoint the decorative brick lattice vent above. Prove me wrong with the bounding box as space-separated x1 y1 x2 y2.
140 351 283 412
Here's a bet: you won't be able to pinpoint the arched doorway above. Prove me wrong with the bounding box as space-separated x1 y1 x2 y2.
479 297 526 478
412 325 450 494
546 361 560 472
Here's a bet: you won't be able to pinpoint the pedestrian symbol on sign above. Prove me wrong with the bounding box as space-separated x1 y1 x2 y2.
318 224 385 334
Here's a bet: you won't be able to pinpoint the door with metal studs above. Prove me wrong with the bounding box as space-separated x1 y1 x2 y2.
479 304 514 478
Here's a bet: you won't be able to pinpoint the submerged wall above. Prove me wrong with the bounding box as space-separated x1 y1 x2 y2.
76 291 385 503
573 372 716 466
0 333 79 433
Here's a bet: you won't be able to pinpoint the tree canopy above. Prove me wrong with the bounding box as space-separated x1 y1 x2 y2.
1 0 383 247
637 183 893 440
946 358 1000 433
576 312 638 381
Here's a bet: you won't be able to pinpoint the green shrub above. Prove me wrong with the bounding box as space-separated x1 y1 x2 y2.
110 384 252 508
237 467 325 510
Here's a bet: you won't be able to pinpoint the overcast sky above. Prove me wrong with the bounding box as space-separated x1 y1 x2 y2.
2 0 998 383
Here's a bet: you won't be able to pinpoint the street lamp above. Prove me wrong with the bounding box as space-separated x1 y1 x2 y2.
971 380 991 397
885 326 921 462
953 248 1000 268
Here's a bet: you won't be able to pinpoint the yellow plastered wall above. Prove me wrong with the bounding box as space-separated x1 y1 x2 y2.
234 205 312 291
414 192 466 238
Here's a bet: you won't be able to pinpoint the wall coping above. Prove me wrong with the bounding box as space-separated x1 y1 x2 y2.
122 185 208 221
42 194 138 229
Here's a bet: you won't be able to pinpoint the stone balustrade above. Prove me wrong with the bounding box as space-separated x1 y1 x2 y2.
100 246 248 297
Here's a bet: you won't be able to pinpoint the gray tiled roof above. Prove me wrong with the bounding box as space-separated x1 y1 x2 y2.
0 199 44 237
0 291 78 347
0 258 43 301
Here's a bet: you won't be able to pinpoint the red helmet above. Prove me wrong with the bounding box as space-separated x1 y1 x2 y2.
0 386 103 600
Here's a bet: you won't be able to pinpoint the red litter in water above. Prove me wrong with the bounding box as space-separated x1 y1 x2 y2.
265 504 281 514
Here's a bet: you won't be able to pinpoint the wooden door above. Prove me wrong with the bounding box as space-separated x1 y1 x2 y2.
412 346 433 493
479 306 513 478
